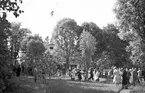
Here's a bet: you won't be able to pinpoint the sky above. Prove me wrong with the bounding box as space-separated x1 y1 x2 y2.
7 0 117 39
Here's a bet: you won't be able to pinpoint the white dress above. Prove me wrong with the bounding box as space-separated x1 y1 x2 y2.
94 71 100 81
113 69 120 84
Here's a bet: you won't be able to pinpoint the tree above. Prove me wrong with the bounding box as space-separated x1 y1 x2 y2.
27 39 45 59
0 0 23 92
21 34 45 69
26 35 45 82
52 18 78 71
103 23 119 34
44 36 50 48
93 24 129 68
114 0 145 66
9 22 31 65
21 34 43 53
81 22 102 37
114 0 145 40
81 22 102 62
0 0 23 66
79 30 96 80
42 49 57 79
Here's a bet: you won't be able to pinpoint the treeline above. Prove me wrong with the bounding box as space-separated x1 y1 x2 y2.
1 0 145 92
51 18 129 72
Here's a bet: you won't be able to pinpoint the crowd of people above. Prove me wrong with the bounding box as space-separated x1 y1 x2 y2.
69 66 145 89
70 67 101 81
110 67 145 89
11 63 145 89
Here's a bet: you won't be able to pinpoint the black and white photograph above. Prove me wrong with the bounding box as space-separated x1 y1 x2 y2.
0 0 145 93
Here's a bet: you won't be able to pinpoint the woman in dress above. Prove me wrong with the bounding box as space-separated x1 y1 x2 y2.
113 67 120 85
93 69 100 81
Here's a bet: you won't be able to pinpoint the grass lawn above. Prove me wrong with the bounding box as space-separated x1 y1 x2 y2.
7 76 145 93
130 83 145 93
5 76 122 93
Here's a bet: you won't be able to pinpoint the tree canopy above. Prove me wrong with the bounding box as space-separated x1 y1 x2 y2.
114 0 145 66
52 18 78 69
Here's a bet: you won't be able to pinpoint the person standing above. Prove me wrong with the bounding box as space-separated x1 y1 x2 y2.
142 68 145 82
16 65 21 77
71 68 76 80
126 68 131 87
130 68 138 86
113 67 120 85
77 69 82 81
88 67 94 81
122 68 128 89
137 68 142 83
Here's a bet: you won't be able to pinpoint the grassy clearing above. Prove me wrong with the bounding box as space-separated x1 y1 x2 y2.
5 76 139 93
130 83 145 93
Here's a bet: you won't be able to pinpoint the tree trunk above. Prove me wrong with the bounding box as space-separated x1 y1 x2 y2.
64 54 70 75
84 49 91 81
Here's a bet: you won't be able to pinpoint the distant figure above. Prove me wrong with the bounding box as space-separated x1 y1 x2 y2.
88 67 94 81
34 67 38 83
108 68 113 79
42 69 46 84
16 65 21 77
13 66 17 76
142 69 145 82
77 69 82 81
126 68 131 87
113 67 120 85
71 68 76 80
122 68 128 89
130 68 138 86
137 68 142 83
94 69 100 81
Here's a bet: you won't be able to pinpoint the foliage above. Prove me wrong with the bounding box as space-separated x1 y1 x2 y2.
27 39 45 57
52 18 78 69
81 22 102 37
8 22 31 65
79 30 96 79
103 24 119 34
79 30 96 57
0 0 24 18
80 22 103 62
0 0 23 92
114 0 145 66
21 34 43 53
93 24 129 68
44 36 50 48
42 50 57 78
114 0 145 40
21 34 46 67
